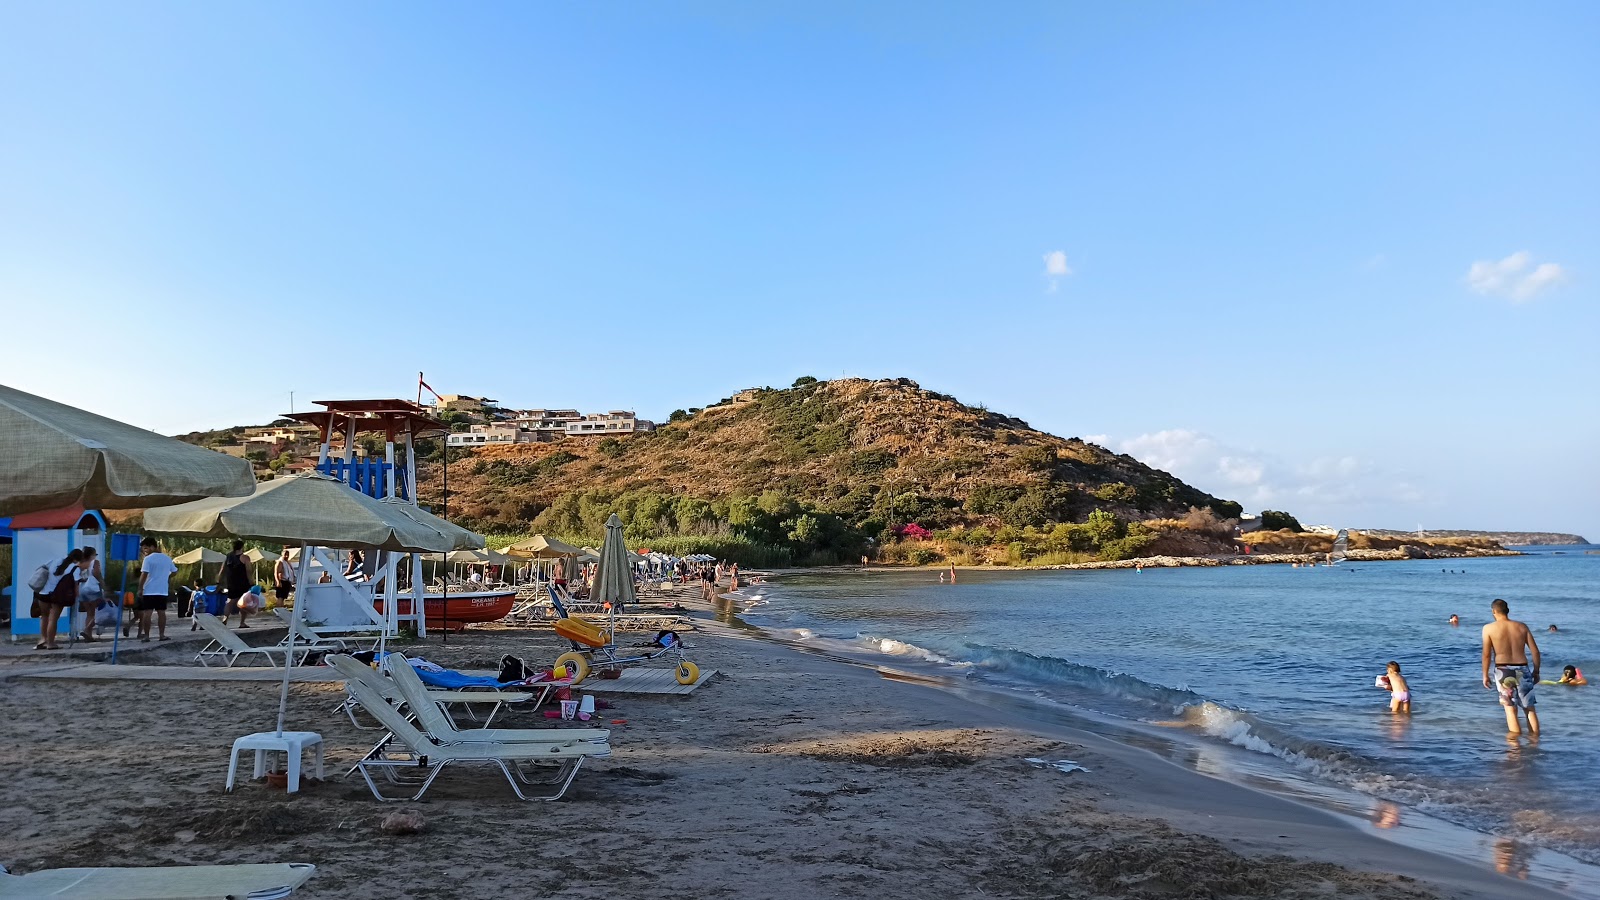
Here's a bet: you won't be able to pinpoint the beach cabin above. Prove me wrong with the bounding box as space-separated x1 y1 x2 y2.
2 507 107 640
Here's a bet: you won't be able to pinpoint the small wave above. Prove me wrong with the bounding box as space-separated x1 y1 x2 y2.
958 643 1205 715
855 633 967 666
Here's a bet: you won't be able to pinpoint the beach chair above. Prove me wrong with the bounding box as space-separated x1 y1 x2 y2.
326 654 541 730
270 608 379 653
385 653 602 744
193 614 313 668
341 675 610 802
0 861 314 899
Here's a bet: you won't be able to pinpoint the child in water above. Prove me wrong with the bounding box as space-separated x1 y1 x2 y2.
1551 665 1586 686
1376 661 1411 713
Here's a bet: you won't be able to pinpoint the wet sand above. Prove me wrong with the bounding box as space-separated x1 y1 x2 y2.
0 590 1572 899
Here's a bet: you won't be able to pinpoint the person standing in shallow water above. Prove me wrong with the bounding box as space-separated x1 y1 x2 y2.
1482 598 1541 736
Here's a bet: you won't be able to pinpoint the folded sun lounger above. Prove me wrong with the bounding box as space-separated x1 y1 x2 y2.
0 861 314 899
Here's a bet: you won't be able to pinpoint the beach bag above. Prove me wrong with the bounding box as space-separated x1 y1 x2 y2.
497 654 529 683
27 564 50 593
95 601 119 629
50 570 79 605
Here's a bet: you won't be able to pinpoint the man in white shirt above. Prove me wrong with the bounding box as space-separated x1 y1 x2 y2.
137 537 178 642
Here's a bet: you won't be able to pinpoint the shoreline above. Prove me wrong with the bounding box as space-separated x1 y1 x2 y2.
0 585 1585 899
719 578 1600 898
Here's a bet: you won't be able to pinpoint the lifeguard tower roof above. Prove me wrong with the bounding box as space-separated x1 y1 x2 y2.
283 399 447 435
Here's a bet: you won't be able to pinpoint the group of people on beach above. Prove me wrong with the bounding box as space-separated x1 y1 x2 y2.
28 536 298 650
1380 598 1585 735
676 559 740 601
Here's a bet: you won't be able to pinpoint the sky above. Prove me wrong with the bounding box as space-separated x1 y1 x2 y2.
1 2 1595 538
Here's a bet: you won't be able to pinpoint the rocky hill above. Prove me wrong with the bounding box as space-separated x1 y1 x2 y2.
417 378 1241 563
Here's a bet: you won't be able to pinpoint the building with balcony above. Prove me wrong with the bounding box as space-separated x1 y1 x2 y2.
565 411 655 436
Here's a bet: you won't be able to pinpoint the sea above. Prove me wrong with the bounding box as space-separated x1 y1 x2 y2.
733 547 1600 884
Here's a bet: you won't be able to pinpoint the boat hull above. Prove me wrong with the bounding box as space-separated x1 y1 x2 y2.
377 591 515 628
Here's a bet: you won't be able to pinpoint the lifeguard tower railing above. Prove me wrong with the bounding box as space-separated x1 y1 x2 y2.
317 458 409 501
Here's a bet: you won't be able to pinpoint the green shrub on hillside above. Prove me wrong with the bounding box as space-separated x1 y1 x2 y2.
1261 510 1303 532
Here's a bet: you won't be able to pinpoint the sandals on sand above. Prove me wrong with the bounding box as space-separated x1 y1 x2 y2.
34 643 60 651
158 636 172 641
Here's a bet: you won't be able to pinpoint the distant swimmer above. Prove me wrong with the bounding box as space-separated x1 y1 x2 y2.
1482 599 1542 735
949 564 957 584
1376 661 1412 714
938 572 946 584
1448 614 1460 626
1547 624 1559 633
1544 665 1586 686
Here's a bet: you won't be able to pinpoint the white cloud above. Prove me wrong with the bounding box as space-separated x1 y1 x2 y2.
1093 429 1426 519
1465 251 1567 302
1042 250 1072 291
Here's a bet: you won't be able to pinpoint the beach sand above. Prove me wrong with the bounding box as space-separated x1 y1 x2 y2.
0 590 1567 899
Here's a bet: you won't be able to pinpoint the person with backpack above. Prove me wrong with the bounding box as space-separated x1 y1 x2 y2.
220 540 254 628
31 549 84 650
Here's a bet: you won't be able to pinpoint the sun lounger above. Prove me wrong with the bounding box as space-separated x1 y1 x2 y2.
340 673 610 802
193 614 313 668
326 655 544 730
270 608 377 653
0 861 314 899
386 653 605 744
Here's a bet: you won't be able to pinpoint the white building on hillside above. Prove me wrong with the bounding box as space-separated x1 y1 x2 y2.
446 422 533 447
512 409 582 441
565 411 655 436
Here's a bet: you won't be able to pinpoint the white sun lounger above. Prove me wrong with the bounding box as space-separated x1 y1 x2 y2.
193 614 313 668
385 653 606 744
270 608 380 653
0 861 314 899
325 654 542 730
342 675 610 802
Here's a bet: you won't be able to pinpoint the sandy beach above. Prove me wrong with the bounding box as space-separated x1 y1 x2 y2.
0 585 1575 900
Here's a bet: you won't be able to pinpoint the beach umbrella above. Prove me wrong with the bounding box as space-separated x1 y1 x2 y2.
0 382 256 516
589 513 636 610
243 547 280 564
503 534 582 559
143 474 483 740
145 475 482 552
172 547 227 565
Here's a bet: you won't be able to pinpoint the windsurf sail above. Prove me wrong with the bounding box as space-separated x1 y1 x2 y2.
1329 529 1349 566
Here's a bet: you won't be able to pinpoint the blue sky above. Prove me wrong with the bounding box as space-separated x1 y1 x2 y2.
2 2 1595 537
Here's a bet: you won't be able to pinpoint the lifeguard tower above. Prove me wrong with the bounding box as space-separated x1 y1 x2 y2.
281 400 447 636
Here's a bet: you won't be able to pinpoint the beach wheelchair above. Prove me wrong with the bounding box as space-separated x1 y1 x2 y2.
547 593 699 685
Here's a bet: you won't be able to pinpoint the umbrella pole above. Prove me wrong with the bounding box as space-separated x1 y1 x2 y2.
111 539 130 665
276 542 310 736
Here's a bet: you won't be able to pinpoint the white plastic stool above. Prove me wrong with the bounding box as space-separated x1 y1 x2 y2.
225 731 325 793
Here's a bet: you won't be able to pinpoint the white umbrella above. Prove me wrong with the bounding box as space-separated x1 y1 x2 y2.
172 547 227 565
0 382 255 516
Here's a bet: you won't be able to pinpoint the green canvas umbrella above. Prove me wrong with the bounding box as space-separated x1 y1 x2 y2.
143 473 483 739
589 514 636 610
145 475 481 552
0 383 255 516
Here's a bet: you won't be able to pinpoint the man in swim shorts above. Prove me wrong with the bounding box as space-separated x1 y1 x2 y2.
1482 598 1541 735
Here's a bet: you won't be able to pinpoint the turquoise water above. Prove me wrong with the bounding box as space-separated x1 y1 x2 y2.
741 549 1600 864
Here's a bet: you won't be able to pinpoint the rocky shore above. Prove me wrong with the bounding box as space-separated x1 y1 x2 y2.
1039 546 1521 571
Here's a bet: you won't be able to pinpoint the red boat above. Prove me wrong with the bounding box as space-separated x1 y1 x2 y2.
376 590 516 630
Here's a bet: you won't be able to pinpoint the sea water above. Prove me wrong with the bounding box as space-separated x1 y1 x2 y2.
739 549 1600 865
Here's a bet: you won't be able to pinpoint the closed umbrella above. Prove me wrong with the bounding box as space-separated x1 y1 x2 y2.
590 514 636 610
0 383 255 516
